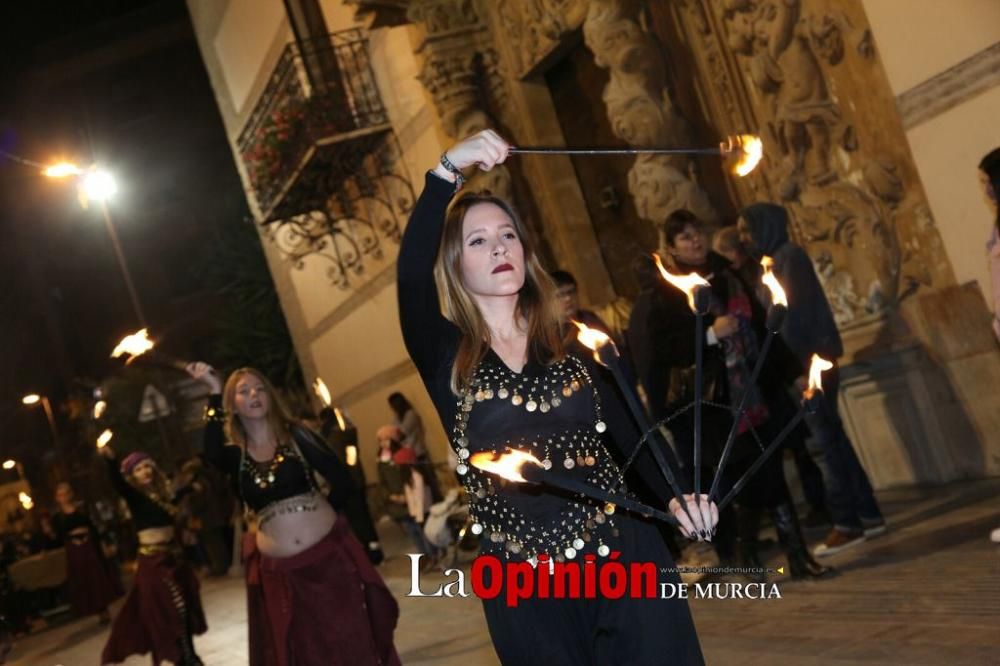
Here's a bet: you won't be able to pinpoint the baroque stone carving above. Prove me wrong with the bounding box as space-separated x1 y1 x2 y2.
495 0 588 77
583 0 716 245
710 0 953 324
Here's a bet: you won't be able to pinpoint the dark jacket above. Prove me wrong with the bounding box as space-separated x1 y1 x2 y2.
742 203 844 364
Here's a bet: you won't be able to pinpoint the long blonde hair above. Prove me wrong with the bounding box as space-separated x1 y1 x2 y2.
222 368 296 447
435 193 565 393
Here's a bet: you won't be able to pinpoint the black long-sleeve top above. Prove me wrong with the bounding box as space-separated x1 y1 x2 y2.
51 507 95 542
398 172 680 562
201 394 356 514
103 456 186 531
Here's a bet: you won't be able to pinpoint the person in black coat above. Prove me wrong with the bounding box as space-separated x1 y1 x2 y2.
639 209 831 579
739 203 886 557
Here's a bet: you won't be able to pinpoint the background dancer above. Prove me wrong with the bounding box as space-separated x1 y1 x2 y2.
98 446 206 666
51 482 122 625
398 129 715 665
186 362 400 666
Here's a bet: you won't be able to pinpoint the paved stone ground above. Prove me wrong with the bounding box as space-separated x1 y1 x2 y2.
6 478 999 665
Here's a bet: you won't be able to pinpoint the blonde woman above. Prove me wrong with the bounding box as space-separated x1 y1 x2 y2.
397 130 716 664
186 363 399 666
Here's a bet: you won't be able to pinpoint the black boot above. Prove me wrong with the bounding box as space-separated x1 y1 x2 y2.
737 505 766 582
770 502 836 580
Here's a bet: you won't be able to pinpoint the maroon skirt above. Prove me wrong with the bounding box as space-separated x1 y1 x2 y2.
244 516 400 666
101 548 207 666
64 535 123 616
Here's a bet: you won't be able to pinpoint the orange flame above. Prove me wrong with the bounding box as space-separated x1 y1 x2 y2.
111 329 154 360
333 407 347 432
43 162 82 178
721 134 763 177
573 320 612 364
806 354 834 398
760 256 788 307
19 492 33 510
313 378 332 407
93 400 107 419
469 449 543 483
653 254 710 311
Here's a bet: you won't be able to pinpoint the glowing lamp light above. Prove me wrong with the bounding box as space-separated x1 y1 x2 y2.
333 407 347 431
653 253 711 312
22 394 41 405
111 328 154 361
313 378 332 407
81 169 117 202
806 354 834 399
43 162 82 178
760 256 788 307
97 429 114 449
2 460 16 470
94 400 107 419
345 445 358 467
19 492 33 510
469 449 544 484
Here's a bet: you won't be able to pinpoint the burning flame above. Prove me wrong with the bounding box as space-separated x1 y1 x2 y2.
653 254 710 312
19 492 33 510
333 407 347 431
469 449 543 483
94 400 107 419
806 354 834 398
2 460 15 470
721 134 763 177
111 329 154 361
760 256 788 307
313 378 332 407
573 320 612 363
345 445 358 467
97 429 113 449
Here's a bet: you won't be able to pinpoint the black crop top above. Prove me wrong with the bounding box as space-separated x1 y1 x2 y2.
103 456 188 530
201 394 356 514
397 173 686 563
52 508 94 541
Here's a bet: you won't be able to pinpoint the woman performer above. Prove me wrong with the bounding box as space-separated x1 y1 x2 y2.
185 362 400 666
398 129 716 665
98 446 206 666
51 482 122 624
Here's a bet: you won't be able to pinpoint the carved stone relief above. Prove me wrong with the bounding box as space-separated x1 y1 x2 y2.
495 0 588 78
582 0 717 251
680 0 958 326
408 0 512 197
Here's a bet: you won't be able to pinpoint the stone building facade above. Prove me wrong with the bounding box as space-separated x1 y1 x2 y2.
186 0 1000 486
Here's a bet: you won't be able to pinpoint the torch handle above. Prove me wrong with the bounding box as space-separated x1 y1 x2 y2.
522 466 678 525
693 311 705 498
509 146 724 156
708 330 775 503
716 407 806 512
604 361 702 532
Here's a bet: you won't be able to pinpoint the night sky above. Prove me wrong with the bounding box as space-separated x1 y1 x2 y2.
0 0 251 487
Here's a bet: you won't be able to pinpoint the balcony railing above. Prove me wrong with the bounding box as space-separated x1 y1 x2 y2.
237 29 413 288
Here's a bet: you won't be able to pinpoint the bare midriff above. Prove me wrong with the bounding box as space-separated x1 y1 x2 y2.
254 492 337 558
137 525 176 545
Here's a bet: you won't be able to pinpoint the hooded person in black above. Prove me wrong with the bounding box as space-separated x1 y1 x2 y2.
739 203 886 558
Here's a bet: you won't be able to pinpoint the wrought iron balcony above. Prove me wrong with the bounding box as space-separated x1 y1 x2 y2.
237 30 413 287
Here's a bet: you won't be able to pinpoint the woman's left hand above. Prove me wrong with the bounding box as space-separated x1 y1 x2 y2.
669 493 719 541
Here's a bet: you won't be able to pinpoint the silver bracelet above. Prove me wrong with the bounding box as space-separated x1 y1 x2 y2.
439 153 464 189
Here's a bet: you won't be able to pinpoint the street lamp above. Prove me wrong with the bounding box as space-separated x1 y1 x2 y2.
2 460 26 481
22 393 60 447
43 163 146 327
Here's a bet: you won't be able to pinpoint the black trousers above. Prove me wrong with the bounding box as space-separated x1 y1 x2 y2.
481 515 705 666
